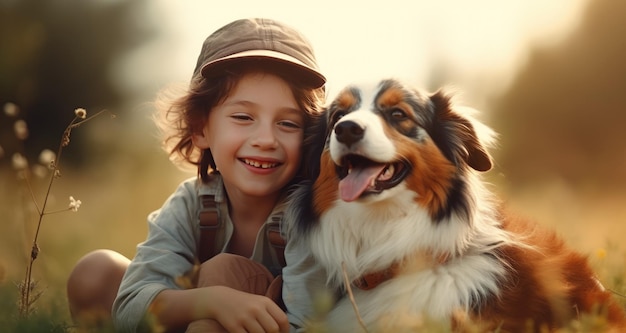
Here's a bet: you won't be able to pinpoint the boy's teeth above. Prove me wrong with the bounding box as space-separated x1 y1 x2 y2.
244 158 276 169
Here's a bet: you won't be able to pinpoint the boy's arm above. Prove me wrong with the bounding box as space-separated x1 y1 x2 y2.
112 179 199 332
282 238 335 332
152 285 289 332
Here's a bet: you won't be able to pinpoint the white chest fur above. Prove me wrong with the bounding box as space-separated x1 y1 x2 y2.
308 188 509 332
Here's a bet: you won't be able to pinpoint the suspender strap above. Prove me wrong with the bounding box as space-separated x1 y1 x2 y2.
266 214 287 267
198 194 221 263
198 193 286 267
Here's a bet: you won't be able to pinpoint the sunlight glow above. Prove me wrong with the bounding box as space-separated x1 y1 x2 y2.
117 0 590 108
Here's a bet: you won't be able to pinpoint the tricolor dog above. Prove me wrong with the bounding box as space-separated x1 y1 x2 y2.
286 79 626 332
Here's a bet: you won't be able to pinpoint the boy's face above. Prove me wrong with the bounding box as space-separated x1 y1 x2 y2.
194 72 304 200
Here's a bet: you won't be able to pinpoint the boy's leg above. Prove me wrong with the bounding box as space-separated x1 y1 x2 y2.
66 249 130 329
265 274 285 310
186 253 281 333
196 253 274 293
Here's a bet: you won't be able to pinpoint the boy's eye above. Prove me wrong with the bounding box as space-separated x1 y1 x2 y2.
230 114 252 121
278 120 302 129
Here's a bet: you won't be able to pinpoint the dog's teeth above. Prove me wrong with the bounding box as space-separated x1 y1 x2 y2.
386 164 395 176
378 164 395 181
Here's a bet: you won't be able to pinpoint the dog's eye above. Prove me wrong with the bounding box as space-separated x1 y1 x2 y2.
331 110 347 125
391 108 407 119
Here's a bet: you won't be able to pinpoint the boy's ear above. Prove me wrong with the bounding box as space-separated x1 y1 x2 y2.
191 128 211 149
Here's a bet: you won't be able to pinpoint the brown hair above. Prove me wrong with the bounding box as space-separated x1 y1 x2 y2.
154 65 325 184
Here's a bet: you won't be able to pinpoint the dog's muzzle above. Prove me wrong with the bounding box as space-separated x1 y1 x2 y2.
332 120 411 202
334 120 363 147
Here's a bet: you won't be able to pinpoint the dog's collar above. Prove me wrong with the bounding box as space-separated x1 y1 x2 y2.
354 252 450 290
354 264 399 290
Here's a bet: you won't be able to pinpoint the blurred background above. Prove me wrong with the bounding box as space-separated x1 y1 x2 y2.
1 0 625 321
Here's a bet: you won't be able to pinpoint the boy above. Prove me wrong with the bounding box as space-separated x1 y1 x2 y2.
67 18 326 333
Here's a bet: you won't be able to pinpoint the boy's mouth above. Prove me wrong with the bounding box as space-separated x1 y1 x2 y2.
241 158 280 169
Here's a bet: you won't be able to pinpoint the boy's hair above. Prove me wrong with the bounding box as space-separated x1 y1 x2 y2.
154 18 326 184
154 66 325 183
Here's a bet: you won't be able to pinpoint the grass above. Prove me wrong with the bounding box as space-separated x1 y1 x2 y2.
0 105 190 332
0 107 624 332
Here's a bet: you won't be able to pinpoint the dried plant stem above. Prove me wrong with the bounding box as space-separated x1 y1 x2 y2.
22 176 41 214
20 120 71 317
607 288 626 299
41 208 73 215
19 109 110 317
341 262 370 333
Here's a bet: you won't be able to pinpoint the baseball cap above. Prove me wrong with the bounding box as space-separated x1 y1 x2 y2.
192 18 326 88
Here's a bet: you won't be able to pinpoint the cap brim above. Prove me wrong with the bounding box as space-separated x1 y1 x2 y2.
200 50 326 88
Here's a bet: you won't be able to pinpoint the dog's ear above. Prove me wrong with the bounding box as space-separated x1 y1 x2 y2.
285 108 328 237
429 91 493 172
301 106 330 181
462 124 493 172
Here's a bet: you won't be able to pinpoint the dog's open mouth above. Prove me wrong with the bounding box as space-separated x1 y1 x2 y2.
336 154 411 202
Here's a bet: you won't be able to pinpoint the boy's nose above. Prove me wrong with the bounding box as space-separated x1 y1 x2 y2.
251 125 278 148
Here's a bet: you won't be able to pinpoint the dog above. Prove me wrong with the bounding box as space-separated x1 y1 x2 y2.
286 79 626 332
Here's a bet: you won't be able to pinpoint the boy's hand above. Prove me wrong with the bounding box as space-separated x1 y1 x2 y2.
201 285 289 333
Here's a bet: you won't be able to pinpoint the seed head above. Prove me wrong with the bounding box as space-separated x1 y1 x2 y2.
32 165 48 179
14 120 29 140
3 102 19 117
38 149 56 166
12 153 28 170
31 244 40 260
74 108 87 119
68 196 82 212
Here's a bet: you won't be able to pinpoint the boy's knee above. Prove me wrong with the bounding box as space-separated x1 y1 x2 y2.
197 253 247 286
67 249 129 320
197 253 273 293
68 249 128 293
202 253 244 268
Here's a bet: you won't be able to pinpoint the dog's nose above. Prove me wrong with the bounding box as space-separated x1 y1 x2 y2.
334 120 364 146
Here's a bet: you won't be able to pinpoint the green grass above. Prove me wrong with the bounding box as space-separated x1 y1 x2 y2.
1 116 625 332
1 164 625 332
2 165 626 332
0 283 70 333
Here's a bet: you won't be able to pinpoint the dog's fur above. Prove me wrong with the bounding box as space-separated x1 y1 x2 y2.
286 79 626 332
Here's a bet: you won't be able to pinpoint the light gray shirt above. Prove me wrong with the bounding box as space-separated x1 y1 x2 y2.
283 238 333 332
112 175 286 332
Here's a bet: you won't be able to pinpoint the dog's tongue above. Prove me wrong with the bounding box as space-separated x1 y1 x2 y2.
339 164 386 202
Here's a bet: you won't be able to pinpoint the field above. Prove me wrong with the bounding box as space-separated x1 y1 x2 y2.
0 143 193 331
1 142 625 332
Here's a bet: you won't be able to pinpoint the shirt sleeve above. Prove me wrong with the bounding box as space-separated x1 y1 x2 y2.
112 178 199 332
282 236 335 332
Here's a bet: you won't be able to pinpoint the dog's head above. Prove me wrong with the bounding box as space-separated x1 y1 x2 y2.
311 79 494 221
